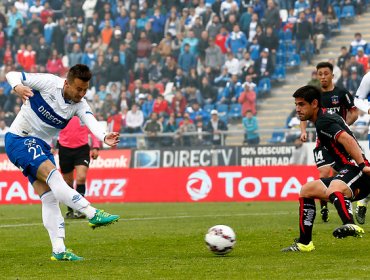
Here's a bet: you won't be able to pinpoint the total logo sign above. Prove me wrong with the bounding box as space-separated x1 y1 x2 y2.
185 169 315 201
186 170 212 201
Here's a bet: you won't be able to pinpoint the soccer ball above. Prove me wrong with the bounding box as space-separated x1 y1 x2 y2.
205 225 236 255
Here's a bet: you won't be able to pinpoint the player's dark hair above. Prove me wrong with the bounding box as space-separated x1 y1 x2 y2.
67 64 92 83
316 61 333 72
293 85 322 107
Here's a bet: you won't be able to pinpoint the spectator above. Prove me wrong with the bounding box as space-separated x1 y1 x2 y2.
199 76 218 105
161 56 177 84
178 43 197 74
215 26 228 54
125 103 144 133
46 50 64 75
349 32 367 55
337 46 351 70
247 13 261 43
292 11 313 65
224 52 240 76
347 70 362 97
143 112 163 148
307 70 321 89
328 58 342 85
147 80 160 99
158 32 174 59
205 38 224 76
206 109 228 146
293 0 310 16
164 12 181 37
171 90 187 118
258 26 279 66
238 82 257 116
347 55 364 78
134 62 149 84
207 14 222 39
101 93 115 119
253 48 274 82
136 31 152 67
312 10 328 54
336 68 350 90
149 7 166 44
161 113 177 147
68 43 83 67
116 86 132 112
153 94 171 118
225 24 248 59
263 0 281 30
242 110 260 145
106 54 125 89
176 113 196 147
356 47 369 73
186 102 205 123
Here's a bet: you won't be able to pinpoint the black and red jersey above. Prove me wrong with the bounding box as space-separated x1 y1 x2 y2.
315 108 367 168
321 86 355 120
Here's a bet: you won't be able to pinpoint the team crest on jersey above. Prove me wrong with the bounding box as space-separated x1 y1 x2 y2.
331 95 339 105
340 169 349 174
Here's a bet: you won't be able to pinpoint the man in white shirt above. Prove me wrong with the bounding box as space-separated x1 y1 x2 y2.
126 103 144 133
5 64 120 261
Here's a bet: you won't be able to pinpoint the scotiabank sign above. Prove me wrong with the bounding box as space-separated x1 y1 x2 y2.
0 166 318 204
0 149 131 171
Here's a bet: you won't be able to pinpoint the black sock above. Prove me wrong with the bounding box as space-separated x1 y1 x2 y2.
76 184 86 197
320 200 328 209
328 191 354 224
299 197 316 245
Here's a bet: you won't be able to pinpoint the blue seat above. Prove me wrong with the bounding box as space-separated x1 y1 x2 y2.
228 103 242 120
203 104 215 115
272 65 286 82
267 129 286 143
340 5 355 20
257 78 271 97
216 104 229 123
286 53 301 67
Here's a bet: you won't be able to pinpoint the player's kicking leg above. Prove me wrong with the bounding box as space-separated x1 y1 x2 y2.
329 191 364 238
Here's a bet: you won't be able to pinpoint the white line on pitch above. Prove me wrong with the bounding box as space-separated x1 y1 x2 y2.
0 211 291 228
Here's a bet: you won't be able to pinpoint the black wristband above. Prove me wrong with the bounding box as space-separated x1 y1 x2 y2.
359 162 366 170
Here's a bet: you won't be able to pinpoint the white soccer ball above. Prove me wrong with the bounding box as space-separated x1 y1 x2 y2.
205 225 236 255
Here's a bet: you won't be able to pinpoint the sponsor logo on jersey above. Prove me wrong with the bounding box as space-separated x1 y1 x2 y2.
29 90 69 129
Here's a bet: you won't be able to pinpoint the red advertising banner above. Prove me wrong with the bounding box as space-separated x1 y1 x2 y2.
0 165 319 204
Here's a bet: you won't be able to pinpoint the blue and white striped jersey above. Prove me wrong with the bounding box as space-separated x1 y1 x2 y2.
6 72 105 145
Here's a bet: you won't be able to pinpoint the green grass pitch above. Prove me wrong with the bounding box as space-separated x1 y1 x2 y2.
1 202 370 279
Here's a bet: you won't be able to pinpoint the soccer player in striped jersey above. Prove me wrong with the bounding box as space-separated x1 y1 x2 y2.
5 64 120 261
282 85 370 252
300 62 358 223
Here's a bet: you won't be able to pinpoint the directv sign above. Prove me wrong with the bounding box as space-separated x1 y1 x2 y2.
132 147 237 168
134 150 160 168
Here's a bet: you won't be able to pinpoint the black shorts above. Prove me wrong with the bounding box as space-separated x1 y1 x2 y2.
58 144 90 174
313 146 336 169
321 164 370 201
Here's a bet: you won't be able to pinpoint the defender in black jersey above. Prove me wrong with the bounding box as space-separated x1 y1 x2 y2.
300 62 358 223
282 85 370 252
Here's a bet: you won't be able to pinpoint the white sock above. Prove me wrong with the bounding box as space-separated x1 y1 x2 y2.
46 169 96 219
41 191 66 253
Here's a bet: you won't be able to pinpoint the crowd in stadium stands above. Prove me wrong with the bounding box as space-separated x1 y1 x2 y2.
0 0 367 148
